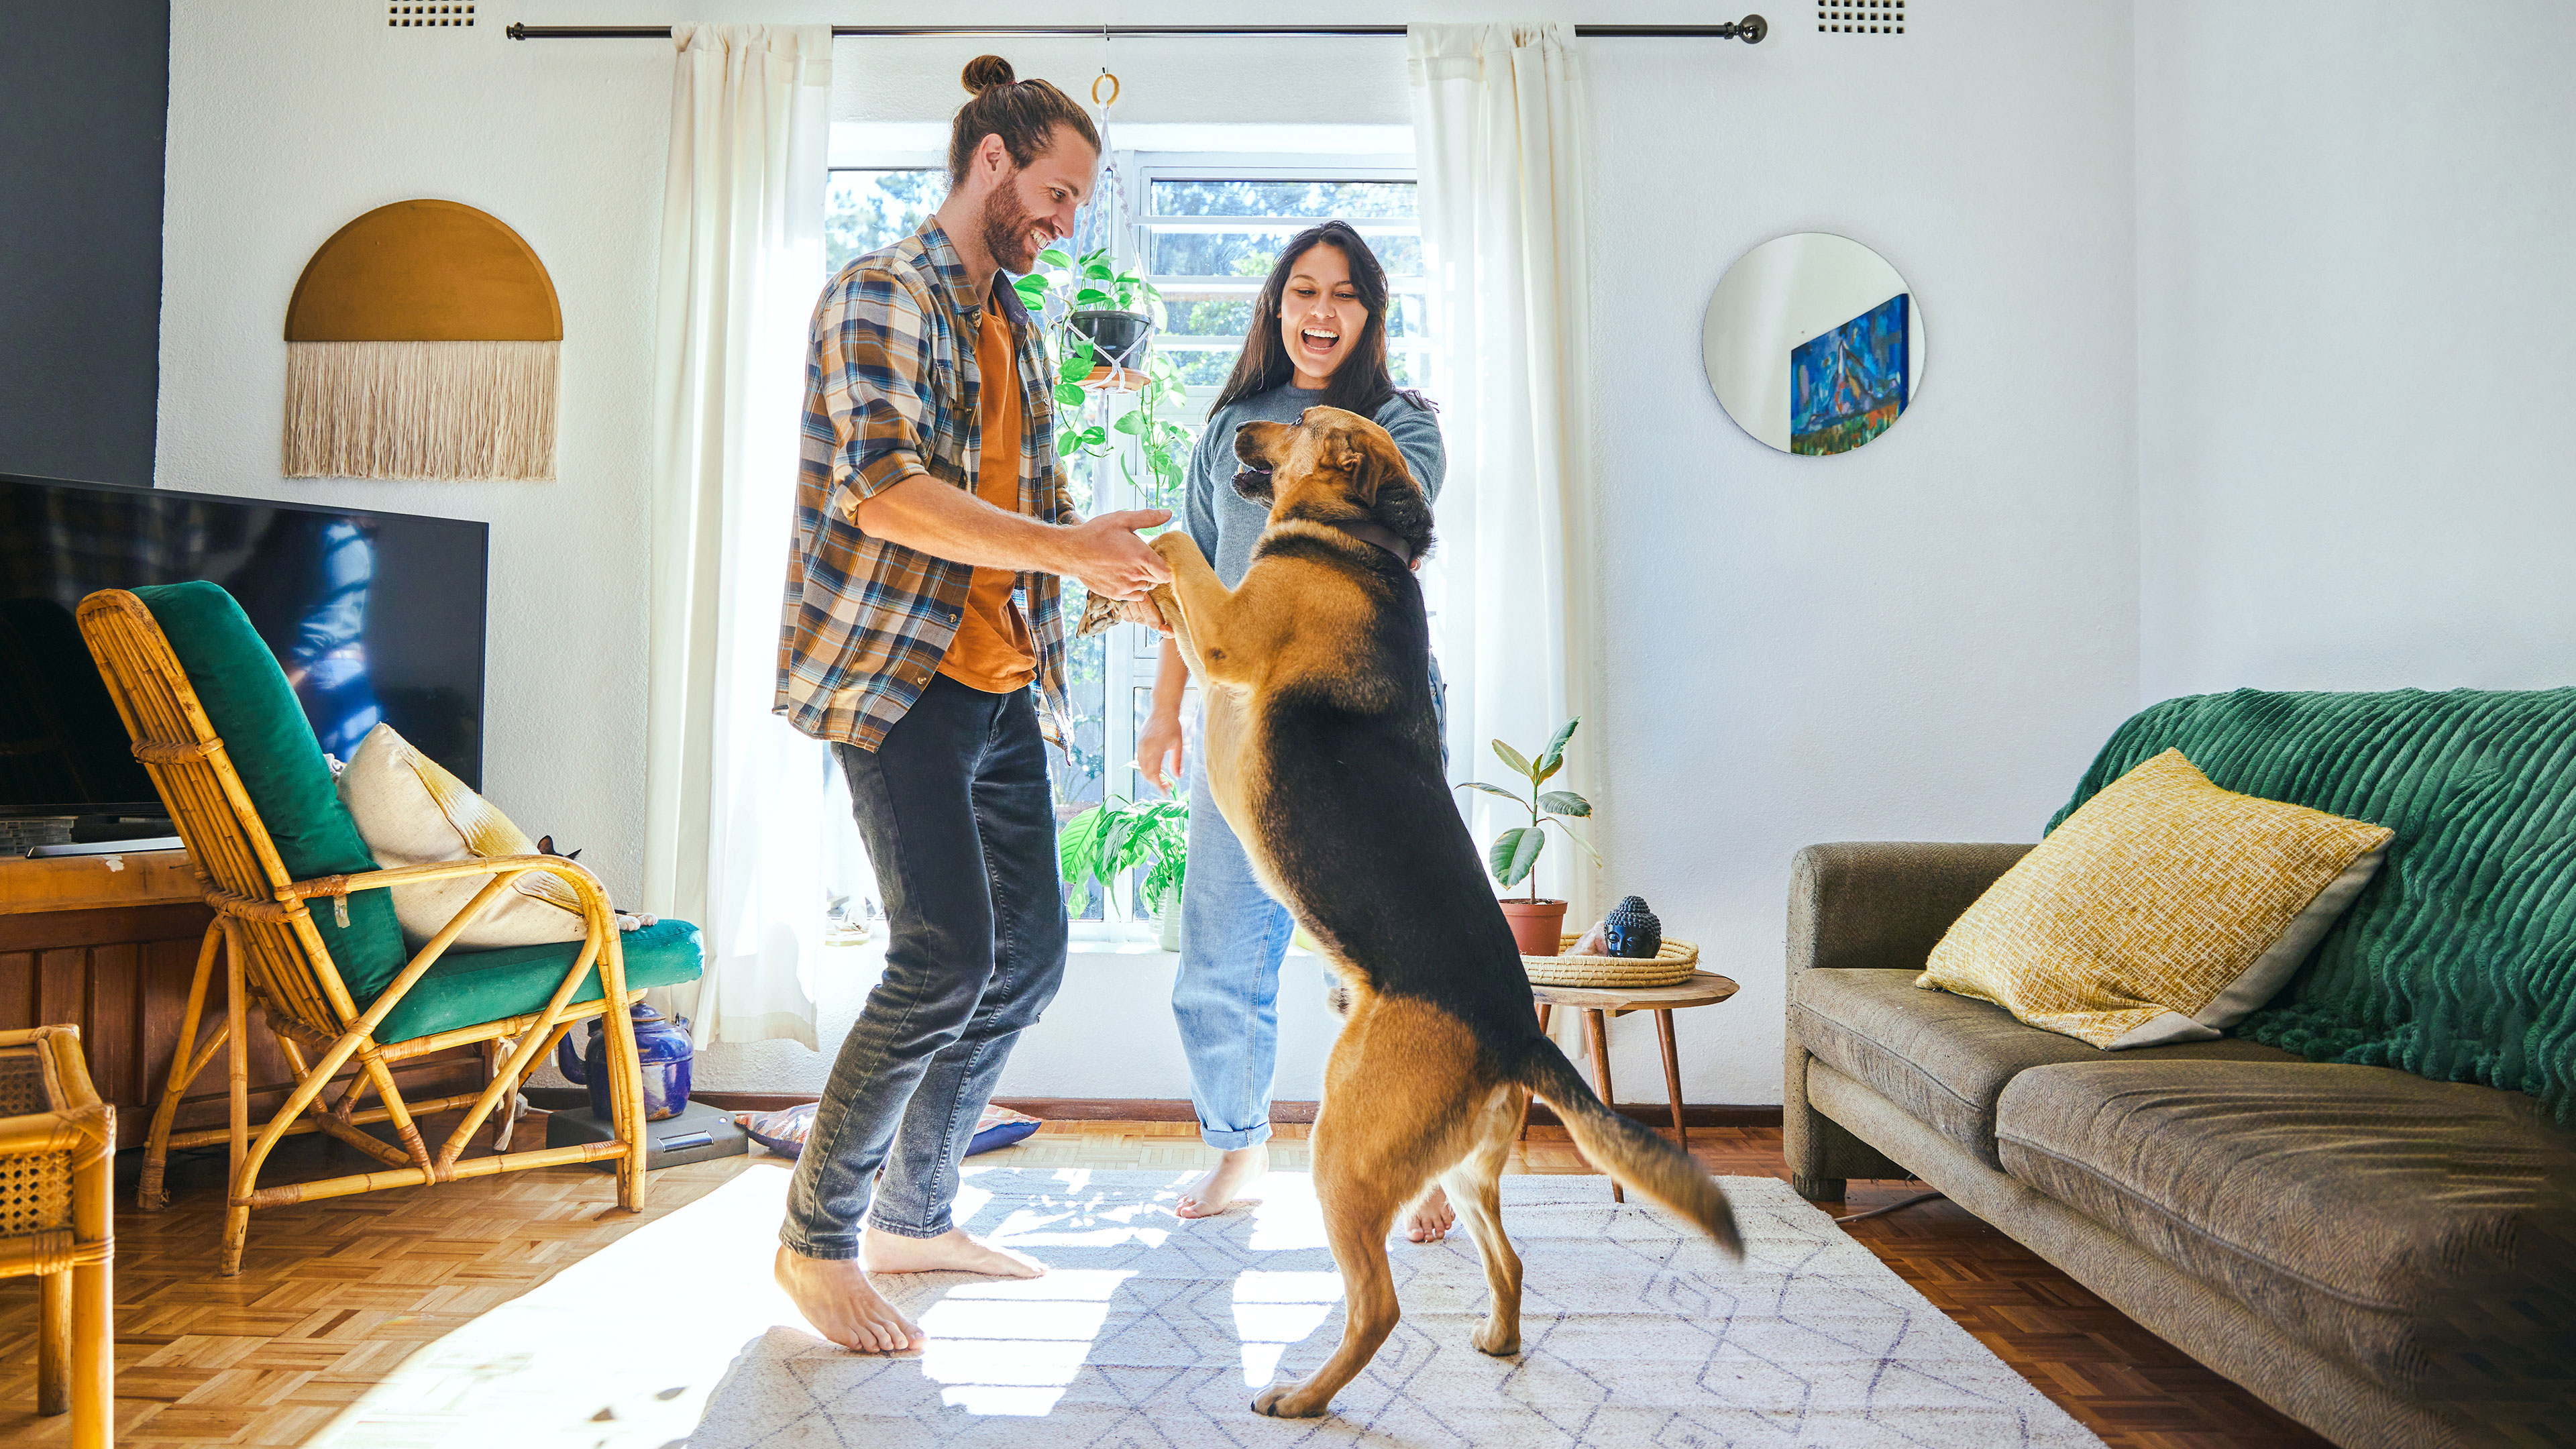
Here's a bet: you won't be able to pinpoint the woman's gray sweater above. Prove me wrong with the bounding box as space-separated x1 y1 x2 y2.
1182 385 1446 588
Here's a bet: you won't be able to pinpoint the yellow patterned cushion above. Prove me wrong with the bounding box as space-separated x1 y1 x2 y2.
1919 749 2394 1049
335 722 587 949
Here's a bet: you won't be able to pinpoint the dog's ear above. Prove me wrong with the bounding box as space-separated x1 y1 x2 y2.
1340 430 1412 508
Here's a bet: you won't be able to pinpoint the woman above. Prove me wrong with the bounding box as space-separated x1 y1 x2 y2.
1136 220 1455 1237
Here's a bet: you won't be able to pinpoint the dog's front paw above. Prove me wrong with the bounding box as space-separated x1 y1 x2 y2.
1251 1382 1331 1419
1150 531 1205 566
1471 1322 1521 1357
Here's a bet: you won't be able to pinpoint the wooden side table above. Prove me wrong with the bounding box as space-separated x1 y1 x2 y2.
1 1024 115 1447
1525 971 1739 1201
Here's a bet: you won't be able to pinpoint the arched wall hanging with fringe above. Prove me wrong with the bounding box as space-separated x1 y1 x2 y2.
283 199 561 480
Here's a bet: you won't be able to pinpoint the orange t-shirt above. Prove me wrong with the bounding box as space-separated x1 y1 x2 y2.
934 303 1038 694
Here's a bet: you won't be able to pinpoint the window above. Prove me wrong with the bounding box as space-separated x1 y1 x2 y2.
824 168 943 276
1137 170 1429 401
816 153 1428 929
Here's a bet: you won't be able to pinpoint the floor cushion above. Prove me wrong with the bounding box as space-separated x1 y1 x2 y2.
1793 967 2299 1167
372 918 704 1044
132 580 408 1001
1996 1059 2576 1397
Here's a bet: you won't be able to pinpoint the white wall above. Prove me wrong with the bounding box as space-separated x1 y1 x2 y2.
161 1 679 900
1587 3 2142 1102
2135 1 2576 698
161 1 2147 1106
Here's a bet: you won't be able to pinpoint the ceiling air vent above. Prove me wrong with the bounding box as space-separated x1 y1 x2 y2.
1817 0 1905 35
388 3 476 27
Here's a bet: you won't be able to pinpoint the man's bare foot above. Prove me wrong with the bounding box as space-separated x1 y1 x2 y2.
860 1225 1046 1278
774 1245 920 1354
1176 1143 1268 1219
1405 1185 1456 1242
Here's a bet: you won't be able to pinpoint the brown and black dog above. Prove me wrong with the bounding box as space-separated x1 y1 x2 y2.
1140 406 1743 1419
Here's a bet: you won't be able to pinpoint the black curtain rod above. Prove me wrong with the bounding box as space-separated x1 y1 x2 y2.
506 18 1768 43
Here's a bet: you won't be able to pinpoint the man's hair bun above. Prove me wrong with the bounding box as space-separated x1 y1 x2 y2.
961 55 1016 94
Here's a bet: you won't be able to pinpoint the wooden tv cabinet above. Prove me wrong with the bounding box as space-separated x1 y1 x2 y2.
0 849 482 1150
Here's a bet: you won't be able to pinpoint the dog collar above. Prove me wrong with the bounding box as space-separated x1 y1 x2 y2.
1334 519 1416 564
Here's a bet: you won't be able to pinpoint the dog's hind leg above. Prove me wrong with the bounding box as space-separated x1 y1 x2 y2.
1254 1000 1474 1419
1442 1082 1529 1357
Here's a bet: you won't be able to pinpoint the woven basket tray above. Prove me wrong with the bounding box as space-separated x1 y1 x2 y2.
1522 935 1699 989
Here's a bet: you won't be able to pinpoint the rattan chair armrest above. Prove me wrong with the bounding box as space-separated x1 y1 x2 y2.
284 854 612 906
329 855 622 1042
0 1102 113 1161
35 1026 103 1112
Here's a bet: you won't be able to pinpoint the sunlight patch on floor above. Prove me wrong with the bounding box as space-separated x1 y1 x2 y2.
1231 1270 1343 1387
973 1161 1187 1251
306 1161 1350 1444
310 1162 806 1449
1246 1169 1328 1250
918 1269 1137 1415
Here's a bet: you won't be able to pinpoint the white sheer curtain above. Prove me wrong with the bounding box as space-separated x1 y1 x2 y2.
642 23 833 1049
1408 23 1601 926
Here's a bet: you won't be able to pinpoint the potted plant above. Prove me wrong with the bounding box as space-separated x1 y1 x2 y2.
1016 246 1193 511
1020 244 1154 384
1458 718 1600 955
1059 794 1188 947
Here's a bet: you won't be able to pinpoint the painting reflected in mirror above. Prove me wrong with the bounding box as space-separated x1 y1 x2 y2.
1704 233 1925 456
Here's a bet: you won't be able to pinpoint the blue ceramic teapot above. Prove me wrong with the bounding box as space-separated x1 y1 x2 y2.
557 1003 693 1122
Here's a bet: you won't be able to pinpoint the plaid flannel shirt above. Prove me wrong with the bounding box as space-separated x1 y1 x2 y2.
775 219 1075 751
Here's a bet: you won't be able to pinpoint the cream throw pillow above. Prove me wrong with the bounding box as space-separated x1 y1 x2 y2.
337 722 588 949
1918 748 2392 1049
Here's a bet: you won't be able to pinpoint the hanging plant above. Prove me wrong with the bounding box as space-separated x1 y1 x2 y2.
1015 246 1194 516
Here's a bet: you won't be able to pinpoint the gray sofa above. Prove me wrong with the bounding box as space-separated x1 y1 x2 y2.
1784 841 2575 1449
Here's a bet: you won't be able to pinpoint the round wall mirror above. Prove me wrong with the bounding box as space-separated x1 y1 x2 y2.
1702 233 1925 455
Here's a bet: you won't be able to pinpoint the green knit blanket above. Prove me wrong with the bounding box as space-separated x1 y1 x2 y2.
2053 688 2576 1122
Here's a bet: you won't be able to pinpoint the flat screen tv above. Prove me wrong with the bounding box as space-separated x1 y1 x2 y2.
0 474 488 820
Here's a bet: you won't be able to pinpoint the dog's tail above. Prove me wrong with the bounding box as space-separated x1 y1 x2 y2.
1513 1038 1743 1256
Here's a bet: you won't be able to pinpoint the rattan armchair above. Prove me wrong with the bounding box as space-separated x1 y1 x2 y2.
1 1024 115 1448
75 586 665 1276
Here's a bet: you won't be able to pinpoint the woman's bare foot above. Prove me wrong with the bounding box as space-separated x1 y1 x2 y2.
1175 1143 1268 1219
860 1225 1046 1278
774 1245 920 1354
1405 1185 1456 1242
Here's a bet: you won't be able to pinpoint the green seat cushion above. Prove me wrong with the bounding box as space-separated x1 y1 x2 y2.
2058 688 2576 1121
131 580 407 1002
372 918 704 1044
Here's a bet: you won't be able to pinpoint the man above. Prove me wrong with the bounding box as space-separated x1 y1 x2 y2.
771 56 1169 1356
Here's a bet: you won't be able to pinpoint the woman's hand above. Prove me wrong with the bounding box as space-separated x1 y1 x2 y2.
1137 710 1186 796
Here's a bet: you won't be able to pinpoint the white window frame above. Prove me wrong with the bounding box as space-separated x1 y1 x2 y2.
1070 153 1427 941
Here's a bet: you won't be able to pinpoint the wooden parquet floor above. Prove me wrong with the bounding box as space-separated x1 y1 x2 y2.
0 1115 2332 1448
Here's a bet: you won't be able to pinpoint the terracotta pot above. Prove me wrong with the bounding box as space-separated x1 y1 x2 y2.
1499 898 1570 956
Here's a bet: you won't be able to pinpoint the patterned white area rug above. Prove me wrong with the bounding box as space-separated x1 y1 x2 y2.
694 1168 2104 1448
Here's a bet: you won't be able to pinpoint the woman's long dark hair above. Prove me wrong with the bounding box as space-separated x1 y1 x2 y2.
1211 219 1434 417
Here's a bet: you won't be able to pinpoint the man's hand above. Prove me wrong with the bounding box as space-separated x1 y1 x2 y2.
1136 710 1186 796
1056 510 1173 600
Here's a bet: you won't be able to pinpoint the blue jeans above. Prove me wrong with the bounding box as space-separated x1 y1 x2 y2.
1171 747 1296 1151
1169 661 1445 1152
780 676 1069 1257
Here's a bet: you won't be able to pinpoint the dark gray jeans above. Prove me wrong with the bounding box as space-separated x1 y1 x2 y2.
780 675 1068 1258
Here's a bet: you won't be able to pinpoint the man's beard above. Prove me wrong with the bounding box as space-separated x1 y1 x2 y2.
979 182 1042 275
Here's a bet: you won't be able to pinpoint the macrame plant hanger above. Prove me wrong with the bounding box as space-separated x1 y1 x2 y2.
1067 35 1149 391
